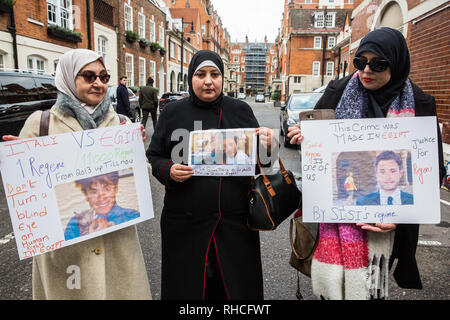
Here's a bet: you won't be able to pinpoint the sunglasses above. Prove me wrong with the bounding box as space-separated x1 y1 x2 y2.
353 56 390 72
76 70 111 84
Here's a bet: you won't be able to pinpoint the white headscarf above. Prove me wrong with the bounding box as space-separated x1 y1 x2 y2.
55 49 106 108
194 60 222 76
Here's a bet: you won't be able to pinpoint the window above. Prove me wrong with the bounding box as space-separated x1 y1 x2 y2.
241 66 245 72
159 26 165 47
125 54 134 87
47 0 56 23
170 41 175 58
233 56 239 63
314 36 322 49
27 55 45 74
314 13 324 28
124 3 133 31
138 13 145 38
0 54 4 71
149 60 156 81
326 61 334 77
139 58 146 87
149 20 156 42
325 13 336 28
177 45 181 61
241 57 245 62
201 24 206 34
312 61 320 76
328 36 336 49
97 36 107 61
293 76 301 83
47 0 73 30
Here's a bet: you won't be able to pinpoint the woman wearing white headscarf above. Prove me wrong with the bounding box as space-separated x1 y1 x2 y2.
5 49 151 299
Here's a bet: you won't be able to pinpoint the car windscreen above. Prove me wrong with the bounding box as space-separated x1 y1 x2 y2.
288 93 322 110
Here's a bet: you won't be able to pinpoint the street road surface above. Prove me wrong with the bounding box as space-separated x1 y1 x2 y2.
0 98 448 300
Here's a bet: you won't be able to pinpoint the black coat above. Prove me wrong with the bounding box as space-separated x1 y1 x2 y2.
116 84 131 117
147 96 263 299
315 74 446 289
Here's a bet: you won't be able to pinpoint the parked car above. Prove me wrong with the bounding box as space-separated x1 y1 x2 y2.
159 92 188 111
237 92 246 100
107 85 141 122
313 85 327 93
279 92 324 147
0 71 58 140
255 94 265 103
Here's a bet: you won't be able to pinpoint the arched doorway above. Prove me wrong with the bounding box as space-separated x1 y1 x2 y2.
177 73 182 91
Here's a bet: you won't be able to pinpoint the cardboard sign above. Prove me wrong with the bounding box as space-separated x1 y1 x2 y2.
0 123 154 260
188 128 257 176
301 117 440 224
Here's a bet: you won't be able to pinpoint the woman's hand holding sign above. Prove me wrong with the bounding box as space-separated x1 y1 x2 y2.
170 163 194 183
287 124 304 145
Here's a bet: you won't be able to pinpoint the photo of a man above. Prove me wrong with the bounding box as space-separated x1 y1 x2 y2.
356 151 414 206
63 171 140 240
224 136 250 165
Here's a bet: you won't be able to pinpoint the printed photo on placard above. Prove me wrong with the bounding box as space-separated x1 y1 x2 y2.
189 129 257 176
56 169 140 241
332 150 414 207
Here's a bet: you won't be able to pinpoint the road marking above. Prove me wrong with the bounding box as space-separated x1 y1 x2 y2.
0 232 14 245
418 240 442 247
440 199 450 206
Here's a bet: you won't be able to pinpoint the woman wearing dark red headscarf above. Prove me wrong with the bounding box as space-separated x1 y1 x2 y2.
148 50 272 300
288 27 445 299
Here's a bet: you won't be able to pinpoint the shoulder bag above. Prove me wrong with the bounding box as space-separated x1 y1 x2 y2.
247 157 301 231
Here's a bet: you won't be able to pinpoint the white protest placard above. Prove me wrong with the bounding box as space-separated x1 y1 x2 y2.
0 123 154 260
301 116 440 224
188 128 257 176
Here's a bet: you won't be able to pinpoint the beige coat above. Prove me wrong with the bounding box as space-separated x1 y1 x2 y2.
19 105 152 300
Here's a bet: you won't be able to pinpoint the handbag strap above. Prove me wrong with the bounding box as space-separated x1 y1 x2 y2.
256 156 293 197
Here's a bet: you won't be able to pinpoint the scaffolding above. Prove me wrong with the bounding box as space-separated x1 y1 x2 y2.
245 43 266 95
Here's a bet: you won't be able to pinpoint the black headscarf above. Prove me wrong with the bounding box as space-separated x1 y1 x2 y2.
187 50 224 110
355 27 410 116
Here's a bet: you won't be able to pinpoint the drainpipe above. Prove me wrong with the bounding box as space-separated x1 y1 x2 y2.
6 6 19 70
86 0 92 49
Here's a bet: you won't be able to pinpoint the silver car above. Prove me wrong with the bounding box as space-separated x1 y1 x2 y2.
279 92 323 147
107 85 141 122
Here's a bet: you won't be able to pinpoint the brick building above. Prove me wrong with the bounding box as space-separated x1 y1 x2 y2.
0 0 90 75
165 7 201 92
276 0 360 101
118 0 166 91
164 0 232 94
349 0 450 142
230 36 278 97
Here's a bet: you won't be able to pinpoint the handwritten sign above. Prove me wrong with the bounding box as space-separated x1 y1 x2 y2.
188 129 257 176
301 117 440 224
0 123 154 260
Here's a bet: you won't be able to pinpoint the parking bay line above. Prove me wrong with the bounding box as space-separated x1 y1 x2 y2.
0 232 14 245
440 199 450 206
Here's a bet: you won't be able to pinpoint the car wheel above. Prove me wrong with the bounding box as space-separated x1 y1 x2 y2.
133 108 142 123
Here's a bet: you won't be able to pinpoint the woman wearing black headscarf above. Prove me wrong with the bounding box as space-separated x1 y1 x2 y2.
288 27 445 299
148 50 273 300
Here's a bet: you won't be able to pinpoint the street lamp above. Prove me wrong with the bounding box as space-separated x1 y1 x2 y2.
180 17 195 91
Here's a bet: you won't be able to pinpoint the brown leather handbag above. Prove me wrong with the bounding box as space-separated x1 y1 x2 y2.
247 157 301 231
288 211 319 278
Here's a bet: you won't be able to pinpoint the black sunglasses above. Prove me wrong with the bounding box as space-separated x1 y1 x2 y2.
76 70 111 84
353 56 390 72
